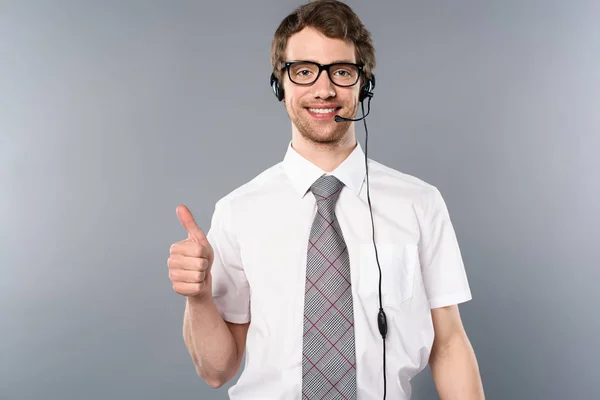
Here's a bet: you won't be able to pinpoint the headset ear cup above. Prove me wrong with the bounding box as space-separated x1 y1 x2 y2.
270 73 284 101
359 74 375 102
359 85 367 102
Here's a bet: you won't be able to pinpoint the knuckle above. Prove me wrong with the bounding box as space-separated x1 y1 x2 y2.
169 242 181 254
172 282 181 293
168 254 182 269
168 269 178 281
194 244 204 258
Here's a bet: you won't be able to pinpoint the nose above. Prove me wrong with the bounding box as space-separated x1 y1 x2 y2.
312 70 336 99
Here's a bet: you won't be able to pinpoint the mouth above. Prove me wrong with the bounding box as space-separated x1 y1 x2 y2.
305 105 342 120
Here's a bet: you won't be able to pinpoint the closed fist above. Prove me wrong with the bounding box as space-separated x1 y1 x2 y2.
168 205 215 299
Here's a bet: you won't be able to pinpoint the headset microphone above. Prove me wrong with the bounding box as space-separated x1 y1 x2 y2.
333 110 370 123
334 114 367 122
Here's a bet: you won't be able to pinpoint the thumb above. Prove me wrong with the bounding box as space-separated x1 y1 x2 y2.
176 204 207 243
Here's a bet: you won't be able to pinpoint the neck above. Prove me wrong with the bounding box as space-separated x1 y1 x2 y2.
291 127 357 172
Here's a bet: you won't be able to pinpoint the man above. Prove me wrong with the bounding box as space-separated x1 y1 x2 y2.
167 0 485 399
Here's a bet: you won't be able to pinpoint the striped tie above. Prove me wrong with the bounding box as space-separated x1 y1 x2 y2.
302 174 356 399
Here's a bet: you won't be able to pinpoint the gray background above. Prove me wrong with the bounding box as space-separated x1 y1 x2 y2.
1 0 599 399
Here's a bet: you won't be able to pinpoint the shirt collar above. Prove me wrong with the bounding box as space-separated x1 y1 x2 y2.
282 140 366 198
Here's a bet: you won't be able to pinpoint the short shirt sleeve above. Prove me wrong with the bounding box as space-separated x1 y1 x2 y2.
206 198 251 323
419 187 472 309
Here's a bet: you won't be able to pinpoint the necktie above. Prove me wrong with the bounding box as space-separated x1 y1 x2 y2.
302 175 356 399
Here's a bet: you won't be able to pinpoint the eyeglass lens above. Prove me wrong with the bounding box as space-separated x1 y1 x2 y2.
287 62 360 86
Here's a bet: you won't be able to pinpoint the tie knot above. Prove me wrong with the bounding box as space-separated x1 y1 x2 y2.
310 175 344 207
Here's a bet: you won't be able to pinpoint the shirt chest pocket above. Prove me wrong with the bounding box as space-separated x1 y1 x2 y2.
355 243 419 305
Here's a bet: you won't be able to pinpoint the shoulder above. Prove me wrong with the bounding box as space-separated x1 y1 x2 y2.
366 157 441 211
213 161 287 211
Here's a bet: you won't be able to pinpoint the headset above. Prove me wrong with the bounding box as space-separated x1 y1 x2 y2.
270 69 375 103
270 68 389 399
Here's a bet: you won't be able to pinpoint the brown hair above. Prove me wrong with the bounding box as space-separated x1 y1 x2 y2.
270 0 376 83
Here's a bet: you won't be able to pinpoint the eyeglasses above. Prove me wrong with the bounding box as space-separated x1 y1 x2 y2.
281 60 363 87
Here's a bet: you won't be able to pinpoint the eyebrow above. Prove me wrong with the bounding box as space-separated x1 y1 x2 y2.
297 59 356 64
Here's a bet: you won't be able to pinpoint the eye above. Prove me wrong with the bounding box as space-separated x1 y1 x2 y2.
334 69 351 76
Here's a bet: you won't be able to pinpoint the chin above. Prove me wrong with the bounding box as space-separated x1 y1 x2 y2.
306 135 340 144
298 123 347 144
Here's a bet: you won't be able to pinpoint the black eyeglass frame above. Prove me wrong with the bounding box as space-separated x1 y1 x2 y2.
280 60 364 87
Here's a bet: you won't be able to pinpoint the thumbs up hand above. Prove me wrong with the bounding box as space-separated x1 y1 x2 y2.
168 205 215 299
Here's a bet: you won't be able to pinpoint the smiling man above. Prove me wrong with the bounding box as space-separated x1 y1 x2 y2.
168 1 485 399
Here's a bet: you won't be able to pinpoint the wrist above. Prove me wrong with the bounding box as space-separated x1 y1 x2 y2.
187 291 213 306
188 280 214 306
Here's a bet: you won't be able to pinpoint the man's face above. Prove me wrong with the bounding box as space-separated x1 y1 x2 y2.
282 26 361 145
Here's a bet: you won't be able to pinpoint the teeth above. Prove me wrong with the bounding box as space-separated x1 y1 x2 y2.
309 108 336 114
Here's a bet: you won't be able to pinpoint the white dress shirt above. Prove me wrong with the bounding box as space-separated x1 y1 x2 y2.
207 140 472 399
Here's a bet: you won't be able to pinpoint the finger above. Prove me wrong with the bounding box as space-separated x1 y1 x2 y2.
176 204 207 242
169 268 205 284
169 241 207 259
172 281 205 296
168 254 208 271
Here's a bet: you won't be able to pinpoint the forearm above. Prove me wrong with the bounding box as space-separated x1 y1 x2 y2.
183 293 239 387
430 334 485 400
